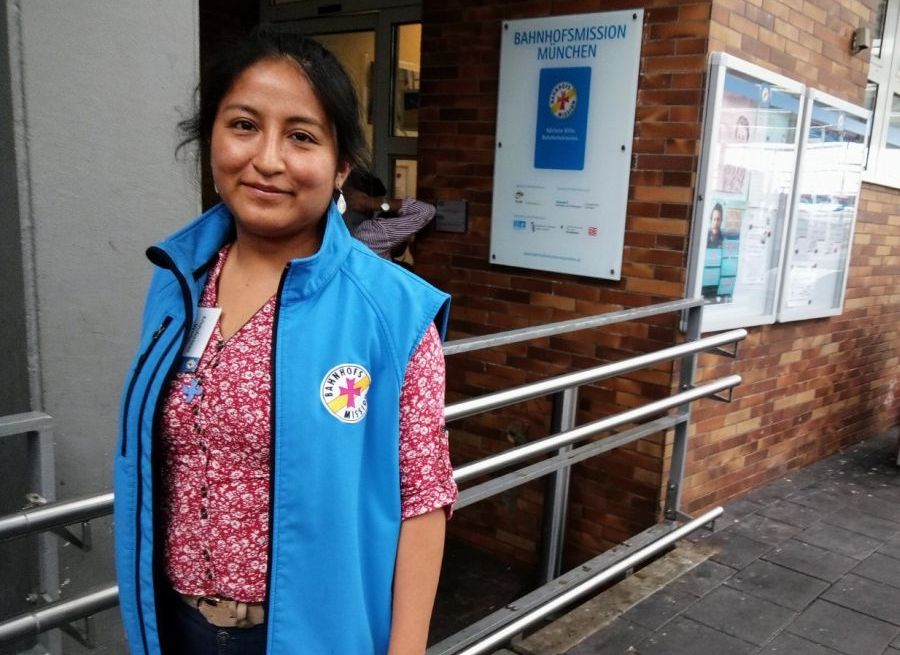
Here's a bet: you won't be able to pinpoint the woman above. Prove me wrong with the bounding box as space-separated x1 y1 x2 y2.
114 31 455 655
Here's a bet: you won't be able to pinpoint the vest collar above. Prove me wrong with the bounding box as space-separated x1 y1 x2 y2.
146 201 352 300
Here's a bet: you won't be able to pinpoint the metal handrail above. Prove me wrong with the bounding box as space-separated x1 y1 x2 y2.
0 492 114 543
451 507 725 655
446 328 746 421
0 411 52 438
454 374 741 484
443 298 703 355
0 585 119 643
0 298 735 651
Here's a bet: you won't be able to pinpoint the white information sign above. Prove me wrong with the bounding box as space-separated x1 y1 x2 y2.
489 10 643 280
778 90 869 322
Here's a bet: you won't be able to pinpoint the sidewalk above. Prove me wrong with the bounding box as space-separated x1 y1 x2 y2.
507 427 900 655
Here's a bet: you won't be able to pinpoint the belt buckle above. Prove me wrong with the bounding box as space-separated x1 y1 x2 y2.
197 596 235 627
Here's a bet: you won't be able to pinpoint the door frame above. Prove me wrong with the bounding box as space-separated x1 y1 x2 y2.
263 2 422 187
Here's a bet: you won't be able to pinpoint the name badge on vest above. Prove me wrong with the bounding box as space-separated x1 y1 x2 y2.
179 307 222 372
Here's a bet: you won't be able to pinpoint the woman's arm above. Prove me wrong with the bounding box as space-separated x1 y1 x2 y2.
388 508 447 654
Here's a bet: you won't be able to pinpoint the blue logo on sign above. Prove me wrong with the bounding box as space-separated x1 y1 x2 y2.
513 219 527 230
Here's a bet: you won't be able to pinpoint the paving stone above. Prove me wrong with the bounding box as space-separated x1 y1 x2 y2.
795 522 882 560
566 619 650 654
703 528 772 570
690 498 765 537
851 552 900 589
759 632 845 654
878 534 900 561
843 493 900 524
763 539 857 582
631 616 755 655
822 573 900 626
759 500 826 529
683 585 794 645
730 512 803 546
789 487 851 514
742 478 805 507
725 559 828 611
869 484 900 504
666 559 736 598
821 508 900 541
780 467 829 491
620 587 696 631
787 600 897 655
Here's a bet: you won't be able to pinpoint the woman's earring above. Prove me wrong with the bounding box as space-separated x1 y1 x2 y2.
213 183 219 195
336 189 347 214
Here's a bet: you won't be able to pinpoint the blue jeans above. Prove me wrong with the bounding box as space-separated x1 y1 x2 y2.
158 588 268 655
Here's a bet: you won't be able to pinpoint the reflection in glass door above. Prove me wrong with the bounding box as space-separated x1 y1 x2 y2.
270 4 423 198
311 31 376 152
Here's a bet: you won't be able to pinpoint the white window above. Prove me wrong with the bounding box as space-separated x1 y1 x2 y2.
865 0 900 187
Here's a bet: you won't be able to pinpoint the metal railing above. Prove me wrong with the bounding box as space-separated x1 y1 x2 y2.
0 411 61 655
0 298 743 653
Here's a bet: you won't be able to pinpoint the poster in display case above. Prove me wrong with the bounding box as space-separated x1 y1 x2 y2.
777 90 870 322
686 53 805 333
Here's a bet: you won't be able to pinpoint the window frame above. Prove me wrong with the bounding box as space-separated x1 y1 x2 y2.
864 0 900 188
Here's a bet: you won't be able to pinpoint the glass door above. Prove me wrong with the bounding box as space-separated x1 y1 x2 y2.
266 4 422 197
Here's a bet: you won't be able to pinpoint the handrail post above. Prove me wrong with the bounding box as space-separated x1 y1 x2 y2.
539 387 579 583
664 303 703 520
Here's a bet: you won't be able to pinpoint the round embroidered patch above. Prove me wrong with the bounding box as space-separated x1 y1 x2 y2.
320 363 371 423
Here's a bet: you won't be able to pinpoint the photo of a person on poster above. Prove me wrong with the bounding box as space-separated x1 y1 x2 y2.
707 202 724 248
701 201 741 302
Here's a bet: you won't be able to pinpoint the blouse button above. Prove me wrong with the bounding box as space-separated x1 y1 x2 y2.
201 486 208 497
203 549 211 561
200 508 208 519
205 570 213 580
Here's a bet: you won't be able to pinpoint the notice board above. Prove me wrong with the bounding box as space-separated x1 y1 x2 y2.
778 90 869 322
686 53 805 332
489 10 643 280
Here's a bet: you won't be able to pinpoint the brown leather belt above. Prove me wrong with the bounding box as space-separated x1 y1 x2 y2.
180 593 265 628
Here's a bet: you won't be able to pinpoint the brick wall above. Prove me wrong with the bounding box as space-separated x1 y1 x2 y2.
682 0 900 514
416 0 898 567
417 0 714 566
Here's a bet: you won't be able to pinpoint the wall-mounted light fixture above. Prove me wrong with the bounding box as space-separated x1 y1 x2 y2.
852 26 872 54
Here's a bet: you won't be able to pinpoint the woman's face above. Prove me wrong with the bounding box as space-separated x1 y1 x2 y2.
210 57 350 245
710 209 722 233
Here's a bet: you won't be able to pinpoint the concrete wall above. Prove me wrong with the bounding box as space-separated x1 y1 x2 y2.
3 1 199 652
0 3 37 651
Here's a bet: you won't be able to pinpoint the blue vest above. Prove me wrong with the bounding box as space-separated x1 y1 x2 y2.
114 202 451 654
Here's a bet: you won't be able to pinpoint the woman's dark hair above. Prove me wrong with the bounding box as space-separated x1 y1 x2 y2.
178 29 369 171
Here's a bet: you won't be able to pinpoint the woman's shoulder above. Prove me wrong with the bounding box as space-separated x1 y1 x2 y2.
344 240 446 298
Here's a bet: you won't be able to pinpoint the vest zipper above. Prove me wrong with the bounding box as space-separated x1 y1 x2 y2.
120 316 173 457
138 247 199 655
263 263 290 650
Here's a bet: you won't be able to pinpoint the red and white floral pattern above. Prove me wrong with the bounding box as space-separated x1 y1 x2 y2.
160 246 456 603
